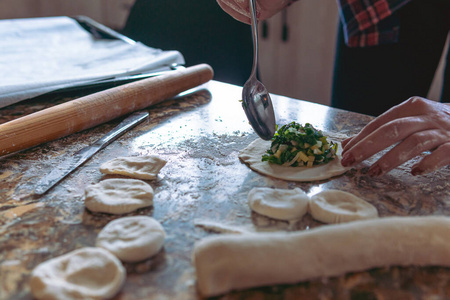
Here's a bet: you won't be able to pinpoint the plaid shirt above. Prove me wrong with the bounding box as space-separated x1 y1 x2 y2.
337 0 411 47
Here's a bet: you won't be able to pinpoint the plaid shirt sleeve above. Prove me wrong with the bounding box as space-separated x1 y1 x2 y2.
337 0 411 47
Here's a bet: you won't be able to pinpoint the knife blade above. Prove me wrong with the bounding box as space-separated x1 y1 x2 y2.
34 111 149 195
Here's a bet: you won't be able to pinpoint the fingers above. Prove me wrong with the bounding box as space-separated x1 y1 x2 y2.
341 97 450 176
366 129 447 176
342 97 432 154
216 0 292 23
341 116 434 167
341 137 352 149
411 142 450 175
216 0 251 24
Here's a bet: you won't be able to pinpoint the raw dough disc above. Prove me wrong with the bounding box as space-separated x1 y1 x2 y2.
239 138 348 182
247 187 309 221
309 189 378 224
30 247 126 300
100 155 167 180
96 216 166 262
85 178 154 214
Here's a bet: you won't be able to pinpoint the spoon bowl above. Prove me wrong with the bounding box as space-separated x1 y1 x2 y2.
241 0 276 140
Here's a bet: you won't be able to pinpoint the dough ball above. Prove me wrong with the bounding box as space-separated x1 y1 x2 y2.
85 178 154 214
96 216 166 262
30 247 126 300
248 187 309 221
239 139 348 182
100 155 167 180
309 189 378 224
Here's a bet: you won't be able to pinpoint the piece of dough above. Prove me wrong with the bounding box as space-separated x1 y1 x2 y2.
30 247 126 300
309 189 378 223
100 155 167 180
85 178 154 214
194 219 254 234
247 187 309 221
239 138 348 181
193 216 450 297
96 216 166 262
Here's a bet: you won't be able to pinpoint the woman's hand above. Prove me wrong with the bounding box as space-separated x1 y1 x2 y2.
216 0 292 24
341 97 450 176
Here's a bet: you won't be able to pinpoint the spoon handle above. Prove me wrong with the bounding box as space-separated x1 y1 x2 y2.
249 0 259 79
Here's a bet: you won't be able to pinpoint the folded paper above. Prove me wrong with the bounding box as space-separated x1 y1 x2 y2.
0 16 184 108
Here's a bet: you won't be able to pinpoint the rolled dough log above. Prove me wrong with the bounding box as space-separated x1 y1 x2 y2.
193 216 450 297
309 189 378 223
30 247 126 300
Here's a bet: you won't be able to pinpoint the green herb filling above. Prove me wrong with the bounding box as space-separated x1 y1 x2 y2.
262 122 338 167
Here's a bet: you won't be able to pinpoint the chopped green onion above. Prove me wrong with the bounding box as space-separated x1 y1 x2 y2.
262 122 338 167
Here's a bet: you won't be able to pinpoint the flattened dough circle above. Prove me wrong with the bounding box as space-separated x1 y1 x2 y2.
239 138 348 182
85 178 154 214
309 189 378 224
247 187 309 221
96 216 166 262
100 155 167 180
30 247 126 300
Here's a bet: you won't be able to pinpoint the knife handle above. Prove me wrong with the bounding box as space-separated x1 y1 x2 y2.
0 64 214 156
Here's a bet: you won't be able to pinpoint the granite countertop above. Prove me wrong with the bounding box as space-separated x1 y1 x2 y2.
1 81 450 299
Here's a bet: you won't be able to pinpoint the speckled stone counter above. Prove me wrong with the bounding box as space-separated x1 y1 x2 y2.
1 81 450 299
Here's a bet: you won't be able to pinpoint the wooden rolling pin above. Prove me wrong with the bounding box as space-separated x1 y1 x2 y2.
0 64 214 156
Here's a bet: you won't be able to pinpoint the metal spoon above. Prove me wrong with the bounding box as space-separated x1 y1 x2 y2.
241 0 276 140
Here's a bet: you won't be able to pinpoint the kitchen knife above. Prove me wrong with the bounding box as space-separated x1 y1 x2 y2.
33 111 149 195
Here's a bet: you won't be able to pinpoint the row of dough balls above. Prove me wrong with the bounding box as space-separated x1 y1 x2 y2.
247 187 379 224
30 156 168 300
